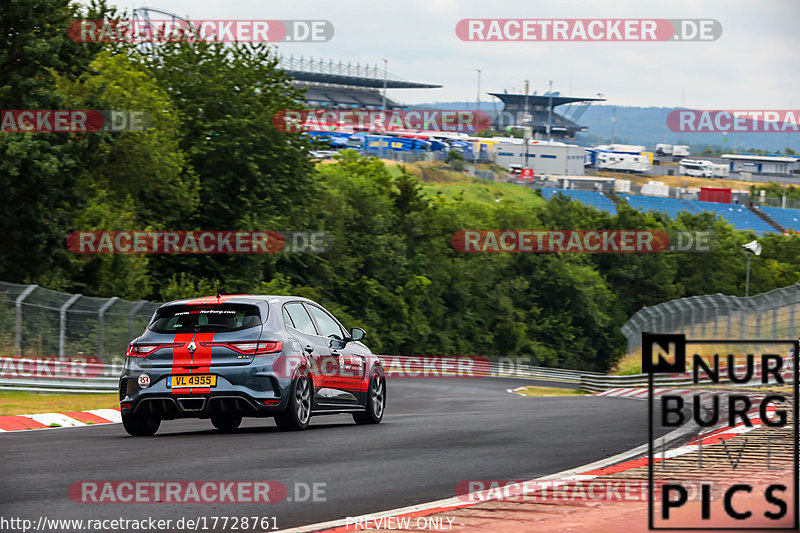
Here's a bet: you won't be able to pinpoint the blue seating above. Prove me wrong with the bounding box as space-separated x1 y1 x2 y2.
538 187 617 215
539 188 777 234
620 194 698 219
684 200 774 234
756 206 800 231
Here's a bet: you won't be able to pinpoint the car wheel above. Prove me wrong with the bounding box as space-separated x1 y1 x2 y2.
353 373 385 425
275 375 312 431
122 412 160 436
211 415 242 433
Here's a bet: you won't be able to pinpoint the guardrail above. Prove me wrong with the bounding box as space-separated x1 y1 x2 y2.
580 374 695 393
579 363 795 393
0 356 791 395
0 357 606 394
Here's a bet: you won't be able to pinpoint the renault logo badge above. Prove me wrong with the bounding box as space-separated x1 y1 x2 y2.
187 341 196 354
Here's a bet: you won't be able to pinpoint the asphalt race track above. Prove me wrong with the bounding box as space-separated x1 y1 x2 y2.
0 377 665 530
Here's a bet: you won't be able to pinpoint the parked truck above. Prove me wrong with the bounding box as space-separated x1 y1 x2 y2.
656 143 673 156
656 144 690 157
672 145 691 157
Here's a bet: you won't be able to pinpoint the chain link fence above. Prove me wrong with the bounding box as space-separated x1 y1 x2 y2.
758 195 800 210
621 282 800 355
0 281 160 364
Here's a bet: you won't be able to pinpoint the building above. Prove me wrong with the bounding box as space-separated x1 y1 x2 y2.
494 141 585 176
720 154 800 176
488 92 604 140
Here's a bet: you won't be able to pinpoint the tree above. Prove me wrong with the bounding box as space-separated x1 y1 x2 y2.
141 42 318 291
0 0 113 286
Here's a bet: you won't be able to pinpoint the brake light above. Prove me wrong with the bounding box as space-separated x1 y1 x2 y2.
199 341 283 356
120 402 132 409
125 343 182 357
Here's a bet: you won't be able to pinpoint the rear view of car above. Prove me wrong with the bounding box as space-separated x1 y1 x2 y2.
119 295 385 436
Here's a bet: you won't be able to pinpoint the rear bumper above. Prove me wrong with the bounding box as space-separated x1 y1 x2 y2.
122 392 286 419
119 362 293 419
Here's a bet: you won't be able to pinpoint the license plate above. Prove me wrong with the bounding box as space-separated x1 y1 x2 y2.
168 374 217 388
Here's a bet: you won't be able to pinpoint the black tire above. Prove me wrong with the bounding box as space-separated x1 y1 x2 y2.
122 412 160 436
211 415 242 433
353 373 385 425
274 375 312 431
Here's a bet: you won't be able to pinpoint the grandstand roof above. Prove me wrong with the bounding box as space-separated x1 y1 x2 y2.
278 56 441 89
285 70 440 89
488 93 605 108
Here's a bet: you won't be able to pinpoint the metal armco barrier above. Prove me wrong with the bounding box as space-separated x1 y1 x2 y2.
0 356 605 394
1 354 791 395
579 356 796 393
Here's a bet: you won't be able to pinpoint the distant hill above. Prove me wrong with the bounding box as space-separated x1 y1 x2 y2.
409 101 799 154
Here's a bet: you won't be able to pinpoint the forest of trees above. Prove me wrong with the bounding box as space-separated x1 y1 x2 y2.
4 1 800 372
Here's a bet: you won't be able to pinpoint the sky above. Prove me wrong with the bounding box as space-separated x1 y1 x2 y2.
110 0 800 110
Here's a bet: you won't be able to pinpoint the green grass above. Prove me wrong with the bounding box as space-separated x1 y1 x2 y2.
612 354 643 375
0 391 118 415
421 179 547 208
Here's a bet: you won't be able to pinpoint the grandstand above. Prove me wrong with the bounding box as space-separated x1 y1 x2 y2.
539 187 616 215
278 55 440 110
756 206 800 231
620 194 697 219
684 200 775 234
489 92 604 140
542 190 780 234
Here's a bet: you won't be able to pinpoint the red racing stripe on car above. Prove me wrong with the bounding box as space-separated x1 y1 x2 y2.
170 333 194 395
325 376 369 392
189 332 214 394
184 295 247 305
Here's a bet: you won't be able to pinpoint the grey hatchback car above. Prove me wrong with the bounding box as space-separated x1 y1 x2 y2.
120 294 386 436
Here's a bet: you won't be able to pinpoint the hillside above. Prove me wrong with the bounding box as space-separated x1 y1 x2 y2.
411 101 800 154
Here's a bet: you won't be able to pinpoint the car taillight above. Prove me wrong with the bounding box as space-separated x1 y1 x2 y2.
199 341 283 356
125 343 182 357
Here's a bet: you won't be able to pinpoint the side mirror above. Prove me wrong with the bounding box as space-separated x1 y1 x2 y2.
349 327 366 342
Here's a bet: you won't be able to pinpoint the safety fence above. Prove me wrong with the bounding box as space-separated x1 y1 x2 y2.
0 281 160 361
620 282 800 355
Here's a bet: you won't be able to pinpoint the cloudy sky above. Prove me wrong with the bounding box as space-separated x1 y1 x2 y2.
111 0 799 109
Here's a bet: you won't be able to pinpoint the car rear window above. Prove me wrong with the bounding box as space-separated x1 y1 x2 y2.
149 304 262 334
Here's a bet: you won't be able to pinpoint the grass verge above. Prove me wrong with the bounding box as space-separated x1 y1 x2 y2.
0 391 118 415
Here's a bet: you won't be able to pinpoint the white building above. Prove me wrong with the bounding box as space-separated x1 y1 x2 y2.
495 141 585 176
720 154 800 176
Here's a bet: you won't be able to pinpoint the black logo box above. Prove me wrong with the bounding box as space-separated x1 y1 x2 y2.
643 333 799 530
